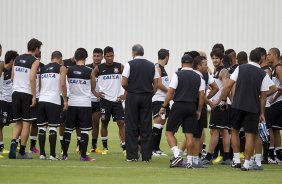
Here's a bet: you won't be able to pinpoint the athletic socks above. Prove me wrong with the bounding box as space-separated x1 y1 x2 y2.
269 147 275 159
19 145 26 155
243 159 250 169
62 132 71 157
275 147 282 160
38 128 46 156
205 152 213 161
49 128 57 157
193 156 199 164
80 132 89 158
151 124 163 151
233 152 240 164
223 152 230 161
239 131 245 153
187 155 193 164
121 142 126 151
255 154 262 166
92 139 97 149
30 136 37 149
101 137 108 150
171 146 180 157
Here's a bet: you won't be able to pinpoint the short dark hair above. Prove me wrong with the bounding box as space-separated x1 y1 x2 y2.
5 50 18 64
237 51 248 65
158 49 169 60
93 48 103 55
74 49 87 61
210 48 224 59
181 54 193 63
27 38 42 52
225 49 235 55
51 51 63 60
104 46 114 55
76 48 88 58
188 51 200 59
212 43 225 53
249 49 261 63
132 44 144 56
256 47 267 58
223 55 231 68
270 48 280 58
193 56 206 69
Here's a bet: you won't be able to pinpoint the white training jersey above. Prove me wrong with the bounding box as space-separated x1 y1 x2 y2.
67 65 92 107
97 62 122 102
12 54 37 95
39 62 62 105
2 68 13 102
152 64 169 102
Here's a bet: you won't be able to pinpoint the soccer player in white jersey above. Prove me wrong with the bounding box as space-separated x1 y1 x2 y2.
62 49 95 161
9 38 41 159
93 46 126 154
0 51 18 157
37 51 67 160
151 49 170 157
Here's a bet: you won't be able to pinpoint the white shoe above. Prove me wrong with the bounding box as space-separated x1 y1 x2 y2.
152 151 161 157
156 150 167 156
49 155 60 160
39 155 46 160
268 157 277 164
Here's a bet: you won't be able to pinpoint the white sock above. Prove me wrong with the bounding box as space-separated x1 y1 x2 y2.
187 155 193 164
153 124 163 129
193 156 199 164
60 136 63 141
243 160 250 169
255 154 262 166
233 152 240 163
30 136 37 140
77 136 81 141
171 146 180 157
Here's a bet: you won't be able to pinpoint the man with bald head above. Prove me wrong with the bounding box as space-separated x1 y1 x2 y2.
122 44 159 162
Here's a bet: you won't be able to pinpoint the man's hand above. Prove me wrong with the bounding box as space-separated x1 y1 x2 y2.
196 110 201 120
117 94 126 102
30 97 36 107
159 107 166 115
259 113 266 123
95 92 105 99
63 101 68 111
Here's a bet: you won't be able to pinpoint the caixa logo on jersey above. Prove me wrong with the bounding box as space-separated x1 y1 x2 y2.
69 79 87 84
15 66 28 73
102 74 120 80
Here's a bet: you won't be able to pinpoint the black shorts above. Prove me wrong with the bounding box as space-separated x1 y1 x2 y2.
166 102 198 134
37 102 61 127
100 98 124 122
268 101 282 130
193 106 207 138
30 98 39 123
12 91 33 122
59 96 67 124
152 101 170 119
65 106 92 131
231 108 259 134
209 105 231 129
0 101 13 126
91 102 100 113
265 107 271 128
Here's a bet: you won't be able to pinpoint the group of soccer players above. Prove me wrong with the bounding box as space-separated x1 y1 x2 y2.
0 39 282 171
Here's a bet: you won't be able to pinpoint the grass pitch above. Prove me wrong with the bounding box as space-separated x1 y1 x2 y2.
0 123 281 184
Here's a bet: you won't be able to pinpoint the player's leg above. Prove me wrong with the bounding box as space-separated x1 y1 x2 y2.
90 102 101 153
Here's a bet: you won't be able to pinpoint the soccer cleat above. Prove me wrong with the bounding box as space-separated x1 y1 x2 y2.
156 150 167 156
202 158 213 165
241 166 249 171
249 162 263 170
80 156 95 161
192 161 208 168
275 157 282 164
102 149 108 155
61 155 68 160
170 156 183 168
29 147 40 154
268 157 277 164
212 156 223 164
17 153 32 159
0 154 4 159
39 155 46 160
126 158 138 162
185 163 194 169
8 142 17 159
220 159 232 165
49 156 60 161
0 148 10 154
231 161 241 168
90 147 103 154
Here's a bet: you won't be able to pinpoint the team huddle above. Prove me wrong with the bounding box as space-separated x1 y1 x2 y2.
0 39 282 171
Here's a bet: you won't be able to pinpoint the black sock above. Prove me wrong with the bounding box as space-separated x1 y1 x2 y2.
154 127 163 151
206 152 213 161
80 133 89 158
223 152 230 161
92 139 97 149
38 129 46 156
239 131 245 153
269 148 275 159
151 127 160 151
0 144 4 150
263 142 270 160
218 137 224 156
19 145 26 155
62 132 71 157
102 138 108 149
49 129 57 157
275 148 282 160
121 143 126 151
30 139 36 149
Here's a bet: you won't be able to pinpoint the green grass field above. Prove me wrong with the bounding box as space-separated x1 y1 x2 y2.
0 123 282 184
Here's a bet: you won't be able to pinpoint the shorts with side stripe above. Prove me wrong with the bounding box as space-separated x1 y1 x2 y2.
268 101 282 130
12 91 34 122
152 101 170 119
30 98 39 123
65 106 92 131
37 101 61 127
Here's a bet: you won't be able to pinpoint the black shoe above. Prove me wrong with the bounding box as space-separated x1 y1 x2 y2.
170 156 183 168
241 166 249 171
231 161 241 168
